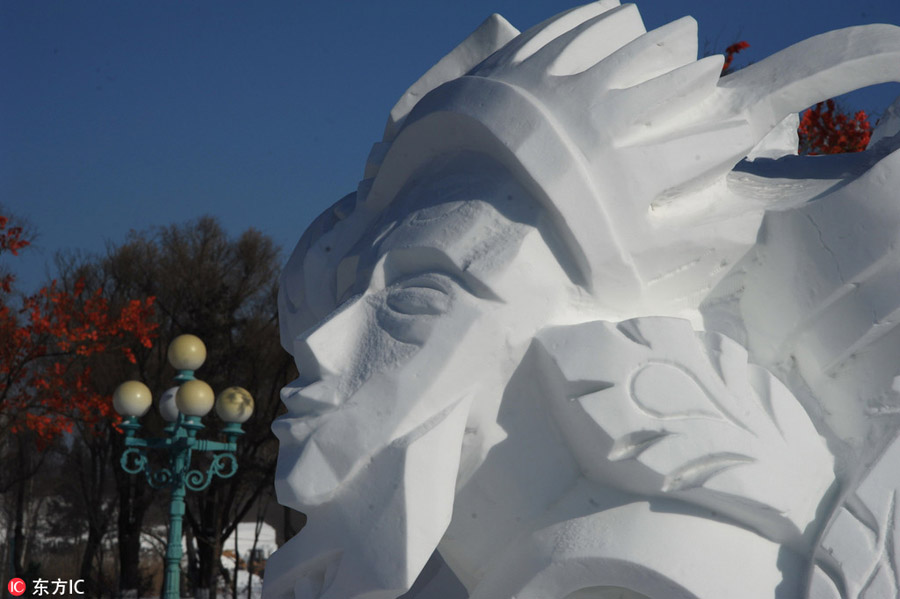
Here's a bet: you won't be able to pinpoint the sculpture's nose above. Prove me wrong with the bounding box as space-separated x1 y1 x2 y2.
292 295 364 384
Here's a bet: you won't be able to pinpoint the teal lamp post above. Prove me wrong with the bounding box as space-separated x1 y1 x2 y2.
113 334 255 599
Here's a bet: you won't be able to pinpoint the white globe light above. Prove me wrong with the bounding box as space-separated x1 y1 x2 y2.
215 386 255 423
167 334 207 371
113 381 153 417
175 379 215 417
158 386 181 422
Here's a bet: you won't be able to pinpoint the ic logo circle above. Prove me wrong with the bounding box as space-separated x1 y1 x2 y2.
7 578 26 596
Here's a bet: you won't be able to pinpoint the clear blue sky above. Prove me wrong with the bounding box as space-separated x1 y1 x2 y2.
3 0 899 294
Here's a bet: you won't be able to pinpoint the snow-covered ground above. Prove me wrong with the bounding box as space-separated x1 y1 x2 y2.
139 521 277 563
219 522 277 599
221 522 278 563
137 521 276 599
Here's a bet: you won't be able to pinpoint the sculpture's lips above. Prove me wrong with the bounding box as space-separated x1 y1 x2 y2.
273 382 343 450
280 381 342 417
271 413 319 448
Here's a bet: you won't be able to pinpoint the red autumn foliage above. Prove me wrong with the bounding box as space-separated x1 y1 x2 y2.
0 215 30 293
721 41 750 75
798 99 872 155
0 215 158 447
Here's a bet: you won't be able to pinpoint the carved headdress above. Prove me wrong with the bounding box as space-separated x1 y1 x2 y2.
279 0 900 346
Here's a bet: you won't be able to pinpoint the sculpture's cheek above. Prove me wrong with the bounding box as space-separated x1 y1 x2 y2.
375 307 437 346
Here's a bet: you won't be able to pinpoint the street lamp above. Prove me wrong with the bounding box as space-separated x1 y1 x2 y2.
113 334 255 599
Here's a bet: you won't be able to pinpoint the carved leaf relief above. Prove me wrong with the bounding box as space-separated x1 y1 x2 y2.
810 434 900 598
535 317 834 542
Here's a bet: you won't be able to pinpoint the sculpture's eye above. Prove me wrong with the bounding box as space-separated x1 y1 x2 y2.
386 282 451 316
377 276 454 344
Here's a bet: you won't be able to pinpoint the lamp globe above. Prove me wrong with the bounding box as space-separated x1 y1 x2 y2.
215 386 255 423
158 386 181 422
175 379 215 417
167 334 207 371
113 381 153 417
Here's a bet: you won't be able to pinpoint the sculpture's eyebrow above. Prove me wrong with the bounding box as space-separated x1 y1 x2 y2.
373 246 501 302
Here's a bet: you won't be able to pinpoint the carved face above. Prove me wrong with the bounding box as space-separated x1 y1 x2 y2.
271 158 576 596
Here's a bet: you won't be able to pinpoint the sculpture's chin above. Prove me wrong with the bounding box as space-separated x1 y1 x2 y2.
267 397 473 599
285 436 346 507
273 431 340 514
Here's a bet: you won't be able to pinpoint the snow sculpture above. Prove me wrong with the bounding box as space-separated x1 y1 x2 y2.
264 2 900 597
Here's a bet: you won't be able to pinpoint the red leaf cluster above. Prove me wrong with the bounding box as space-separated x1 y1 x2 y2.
798 99 872 155
721 41 750 75
0 215 30 293
1 216 159 447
